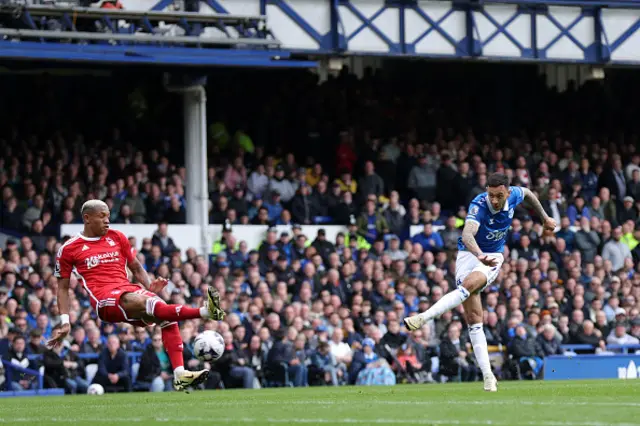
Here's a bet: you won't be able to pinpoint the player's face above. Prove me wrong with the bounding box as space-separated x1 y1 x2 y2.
486 185 510 212
85 207 111 236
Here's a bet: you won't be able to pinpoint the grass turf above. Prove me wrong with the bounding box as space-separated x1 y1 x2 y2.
1 380 639 425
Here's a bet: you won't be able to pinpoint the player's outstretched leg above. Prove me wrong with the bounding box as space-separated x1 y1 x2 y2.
144 286 225 322
463 294 497 392
403 271 485 331
159 322 209 391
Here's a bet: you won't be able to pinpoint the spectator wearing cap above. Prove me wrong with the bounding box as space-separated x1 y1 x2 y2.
602 226 632 271
311 229 335 262
269 165 296 203
407 154 436 202
229 185 249 219
567 196 590 226
618 196 638 224
412 223 444 253
264 191 284 222
291 183 319 225
631 318 640 340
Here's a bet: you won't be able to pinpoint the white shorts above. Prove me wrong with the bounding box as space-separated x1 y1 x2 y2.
455 251 504 292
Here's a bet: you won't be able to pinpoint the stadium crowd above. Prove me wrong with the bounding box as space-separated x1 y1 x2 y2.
1 67 640 392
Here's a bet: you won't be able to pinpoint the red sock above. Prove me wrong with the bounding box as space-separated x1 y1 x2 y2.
161 322 185 371
150 300 202 321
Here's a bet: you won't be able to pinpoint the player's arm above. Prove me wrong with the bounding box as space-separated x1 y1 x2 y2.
48 251 73 348
127 257 152 289
119 231 167 293
522 188 556 231
461 221 498 267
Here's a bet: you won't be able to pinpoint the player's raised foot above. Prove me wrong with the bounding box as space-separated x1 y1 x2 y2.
174 369 210 391
483 374 498 392
403 315 426 331
207 287 225 321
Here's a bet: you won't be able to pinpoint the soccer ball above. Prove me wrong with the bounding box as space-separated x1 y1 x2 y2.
194 330 225 361
87 384 104 395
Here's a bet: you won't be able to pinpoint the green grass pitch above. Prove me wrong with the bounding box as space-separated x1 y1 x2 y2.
1 380 639 425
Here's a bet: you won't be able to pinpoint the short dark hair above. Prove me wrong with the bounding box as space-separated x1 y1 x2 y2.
486 173 510 188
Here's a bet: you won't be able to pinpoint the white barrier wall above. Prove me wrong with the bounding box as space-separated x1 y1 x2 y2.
61 224 349 255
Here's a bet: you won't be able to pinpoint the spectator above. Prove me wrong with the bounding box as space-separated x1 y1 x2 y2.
536 324 563 357
358 161 384 204
412 223 444 253
3 335 34 391
575 216 601 263
407 154 436 202
618 196 638 224
606 322 640 347
247 164 269 201
93 335 131 392
509 325 543 379
438 324 476 382
137 332 173 392
357 200 388 244
440 216 462 252
291 184 318 225
269 165 296 203
151 223 179 257
602 226 633 272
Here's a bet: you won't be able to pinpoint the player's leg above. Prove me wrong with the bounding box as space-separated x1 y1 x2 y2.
463 293 497 392
158 321 209 390
119 288 222 322
404 251 486 331
119 292 211 390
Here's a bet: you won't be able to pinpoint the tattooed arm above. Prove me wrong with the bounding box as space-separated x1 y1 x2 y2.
461 220 482 257
522 188 557 231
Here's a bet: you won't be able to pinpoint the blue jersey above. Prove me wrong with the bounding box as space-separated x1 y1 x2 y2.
457 186 525 253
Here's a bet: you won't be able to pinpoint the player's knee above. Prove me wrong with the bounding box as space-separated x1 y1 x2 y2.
462 272 487 294
120 292 148 316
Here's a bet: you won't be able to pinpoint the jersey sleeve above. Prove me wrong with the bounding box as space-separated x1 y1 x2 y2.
54 246 73 279
510 186 525 206
466 201 486 226
116 231 137 264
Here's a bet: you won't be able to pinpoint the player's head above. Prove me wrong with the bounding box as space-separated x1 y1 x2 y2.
486 173 511 212
81 199 110 237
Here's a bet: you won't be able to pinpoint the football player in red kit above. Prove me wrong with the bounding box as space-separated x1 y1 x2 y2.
47 199 225 390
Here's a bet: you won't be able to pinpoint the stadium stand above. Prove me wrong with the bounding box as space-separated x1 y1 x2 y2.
0 65 639 393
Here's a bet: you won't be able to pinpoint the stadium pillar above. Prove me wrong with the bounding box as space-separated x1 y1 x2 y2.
167 75 209 256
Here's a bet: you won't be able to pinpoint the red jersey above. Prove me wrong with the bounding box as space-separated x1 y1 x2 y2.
55 229 136 303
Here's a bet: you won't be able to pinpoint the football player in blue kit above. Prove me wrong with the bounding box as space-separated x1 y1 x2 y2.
404 173 556 391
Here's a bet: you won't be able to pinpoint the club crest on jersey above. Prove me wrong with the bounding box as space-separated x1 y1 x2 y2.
470 205 479 216
106 238 116 247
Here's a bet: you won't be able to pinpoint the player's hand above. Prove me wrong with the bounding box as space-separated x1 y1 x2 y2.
543 217 557 233
149 277 168 294
478 255 499 267
46 323 70 349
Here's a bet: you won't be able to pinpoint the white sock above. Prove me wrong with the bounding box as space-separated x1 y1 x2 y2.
468 323 492 377
418 287 470 321
199 306 208 318
174 366 185 376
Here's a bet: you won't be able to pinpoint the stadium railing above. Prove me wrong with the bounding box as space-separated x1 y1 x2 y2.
561 344 640 354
